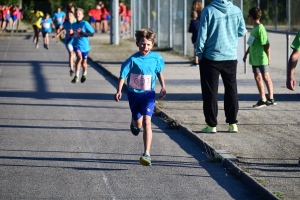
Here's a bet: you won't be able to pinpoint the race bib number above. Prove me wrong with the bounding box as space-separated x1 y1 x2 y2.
247 35 255 46
57 17 62 22
129 74 151 90
43 23 50 28
74 31 80 38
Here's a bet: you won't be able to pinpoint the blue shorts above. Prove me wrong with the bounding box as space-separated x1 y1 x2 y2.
42 31 51 37
89 17 96 23
74 47 89 60
128 90 156 120
12 15 17 22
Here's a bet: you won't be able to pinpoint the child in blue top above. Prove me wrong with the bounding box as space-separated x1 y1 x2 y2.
69 8 94 84
40 13 53 49
188 11 200 66
52 11 76 76
114 28 167 166
52 7 66 34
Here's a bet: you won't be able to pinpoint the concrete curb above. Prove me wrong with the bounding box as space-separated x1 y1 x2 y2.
88 56 280 200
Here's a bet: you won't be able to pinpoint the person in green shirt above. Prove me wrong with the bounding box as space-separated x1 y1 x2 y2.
243 7 276 108
287 30 300 91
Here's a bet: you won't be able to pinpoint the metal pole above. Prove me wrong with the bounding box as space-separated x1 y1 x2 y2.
183 0 187 55
286 0 291 70
169 0 172 48
110 0 119 45
157 0 160 47
130 0 133 37
148 0 151 28
133 0 136 36
138 0 141 29
257 0 260 8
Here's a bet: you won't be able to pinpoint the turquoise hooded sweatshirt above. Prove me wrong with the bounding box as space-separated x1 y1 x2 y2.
196 0 246 61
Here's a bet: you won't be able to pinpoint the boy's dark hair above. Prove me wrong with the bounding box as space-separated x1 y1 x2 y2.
135 28 156 44
249 7 262 20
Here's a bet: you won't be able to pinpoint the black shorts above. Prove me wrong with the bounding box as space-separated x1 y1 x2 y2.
32 25 40 32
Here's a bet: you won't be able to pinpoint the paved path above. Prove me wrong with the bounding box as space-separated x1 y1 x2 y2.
0 33 261 199
88 33 300 200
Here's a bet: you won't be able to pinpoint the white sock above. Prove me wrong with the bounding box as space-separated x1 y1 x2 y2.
83 71 87 76
76 71 80 77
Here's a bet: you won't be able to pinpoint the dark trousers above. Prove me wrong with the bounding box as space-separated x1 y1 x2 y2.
199 57 238 127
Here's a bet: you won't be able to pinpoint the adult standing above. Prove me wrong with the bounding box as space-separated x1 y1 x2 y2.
196 0 246 133
286 30 300 91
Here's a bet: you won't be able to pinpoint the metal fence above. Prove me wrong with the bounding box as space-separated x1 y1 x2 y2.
130 0 300 71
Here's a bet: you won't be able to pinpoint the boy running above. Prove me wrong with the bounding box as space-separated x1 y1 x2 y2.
53 11 76 76
41 13 52 49
29 7 44 49
114 28 167 166
52 7 66 41
69 8 94 84
243 7 276 108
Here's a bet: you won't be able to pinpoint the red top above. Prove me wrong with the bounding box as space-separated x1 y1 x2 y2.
3 7 11 16
101 7 109 20
92 9 102 21
119 5 127 17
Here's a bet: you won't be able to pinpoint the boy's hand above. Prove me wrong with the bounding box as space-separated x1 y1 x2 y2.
159 88 166 99
114 92 122 102
243 54 247 62
69 29 74 35
286 77 296 91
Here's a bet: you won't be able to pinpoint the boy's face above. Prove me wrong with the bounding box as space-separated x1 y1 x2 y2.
136 37 154 56
68 13 74 22
76 10 83 21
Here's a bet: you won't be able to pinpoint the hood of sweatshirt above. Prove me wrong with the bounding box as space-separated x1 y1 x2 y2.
211 0 232 14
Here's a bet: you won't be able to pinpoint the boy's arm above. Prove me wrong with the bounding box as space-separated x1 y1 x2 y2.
52 28 66 38
157 72 166 99
286 49 300 91
243 46 250 62
264 43 270 65
114 77 125 102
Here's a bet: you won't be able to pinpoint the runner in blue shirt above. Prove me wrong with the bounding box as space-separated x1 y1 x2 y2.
69 8 94 84
114 28 167 166
40 13 53 49
52 11 76 76
52 7 66 40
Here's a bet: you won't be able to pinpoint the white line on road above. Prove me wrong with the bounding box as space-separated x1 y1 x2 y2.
43 52 117 200
0 35 12 77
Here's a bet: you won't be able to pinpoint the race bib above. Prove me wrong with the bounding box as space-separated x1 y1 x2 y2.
247 35 255 46
57 17 62 22
43 23 50 28
74 31 80 38
129 73 151 90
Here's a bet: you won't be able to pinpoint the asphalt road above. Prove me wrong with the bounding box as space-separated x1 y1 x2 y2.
0 33 262 199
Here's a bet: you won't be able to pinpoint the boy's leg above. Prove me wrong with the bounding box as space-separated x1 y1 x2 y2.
262 72 274 99
71 49 82 83
254 72 266 100
142 115 152 155
80 52 89 83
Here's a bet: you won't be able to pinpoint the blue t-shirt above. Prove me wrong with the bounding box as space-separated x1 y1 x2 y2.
63 21 74 45
120 51 165 93
72 20 94 52
52 11 66 26
41 18 52 33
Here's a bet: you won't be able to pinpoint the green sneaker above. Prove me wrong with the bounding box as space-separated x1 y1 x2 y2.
228 124 238 133
71 76 79 84
253 100 267 108
140 153 152 166
81 75 87 83
201 124 217 133
266 98 277 106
